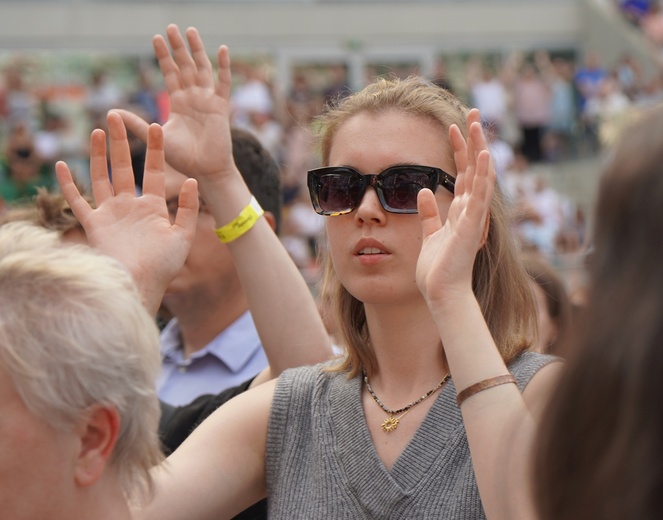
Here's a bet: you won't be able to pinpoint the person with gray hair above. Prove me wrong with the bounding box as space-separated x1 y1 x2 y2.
0 221 162 520
0 98 200 519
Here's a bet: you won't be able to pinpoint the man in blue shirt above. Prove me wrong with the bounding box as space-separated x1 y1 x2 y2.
573 51 609 154
573 51 608 115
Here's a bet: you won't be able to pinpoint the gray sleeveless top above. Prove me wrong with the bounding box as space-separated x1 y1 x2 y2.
266 351 556 519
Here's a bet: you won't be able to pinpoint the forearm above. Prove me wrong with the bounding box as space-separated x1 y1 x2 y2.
202 173 333 375
431 290 541 520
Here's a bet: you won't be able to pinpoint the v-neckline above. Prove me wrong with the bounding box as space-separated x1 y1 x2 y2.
330 372 463 498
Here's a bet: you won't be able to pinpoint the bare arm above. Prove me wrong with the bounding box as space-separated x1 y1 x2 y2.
118 24 332 385
140 379 276 520
416 109 560 520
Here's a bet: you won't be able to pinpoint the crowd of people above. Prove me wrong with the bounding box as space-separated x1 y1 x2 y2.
1 21 663 519
0 46 636 291
617 0 663 56
3 41 662 278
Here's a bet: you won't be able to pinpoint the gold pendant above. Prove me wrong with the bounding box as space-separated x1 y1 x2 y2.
381 415 400 433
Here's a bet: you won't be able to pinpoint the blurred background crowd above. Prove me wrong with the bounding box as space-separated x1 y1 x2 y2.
3 0 663 330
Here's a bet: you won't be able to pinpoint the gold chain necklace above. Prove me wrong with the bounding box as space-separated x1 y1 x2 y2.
363 369 451 433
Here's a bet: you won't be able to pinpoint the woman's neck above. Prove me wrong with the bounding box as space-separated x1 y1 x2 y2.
363 301 448 392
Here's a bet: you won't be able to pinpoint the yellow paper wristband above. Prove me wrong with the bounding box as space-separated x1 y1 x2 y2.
215 196 264 243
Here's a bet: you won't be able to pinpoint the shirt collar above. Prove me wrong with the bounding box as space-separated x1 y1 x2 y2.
159 311 263 373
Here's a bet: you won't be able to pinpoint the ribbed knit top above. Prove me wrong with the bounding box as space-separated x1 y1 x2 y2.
265 351 556 519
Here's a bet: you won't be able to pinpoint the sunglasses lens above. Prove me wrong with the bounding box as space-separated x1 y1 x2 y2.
309 166 444 215
314 172 364 215
381 170 435 211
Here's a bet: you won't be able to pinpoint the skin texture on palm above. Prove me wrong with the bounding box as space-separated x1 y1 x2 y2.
56 113 199 316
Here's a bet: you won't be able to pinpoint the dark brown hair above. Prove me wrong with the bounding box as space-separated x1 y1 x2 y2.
522 252 573 356
535 105 663 519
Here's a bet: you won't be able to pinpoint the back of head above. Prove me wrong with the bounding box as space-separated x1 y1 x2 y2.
0 222 162 502
315 76 536 377
535 105 663 519
0 187 87 237
521 252 573 357
231 127 282 233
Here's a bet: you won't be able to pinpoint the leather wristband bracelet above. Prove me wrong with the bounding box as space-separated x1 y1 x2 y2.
215 196 264 243
456 374 517 407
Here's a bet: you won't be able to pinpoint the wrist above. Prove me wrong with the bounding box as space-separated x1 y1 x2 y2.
195 167 241 192
426 284 476 317
215 196 264 243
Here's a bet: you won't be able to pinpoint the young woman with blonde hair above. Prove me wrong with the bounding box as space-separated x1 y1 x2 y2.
65 25 562 520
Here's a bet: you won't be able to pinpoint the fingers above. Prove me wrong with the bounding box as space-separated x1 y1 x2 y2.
448 113 495 240
417 188 443 239
56 161 93 224
115 109 150 144
166 24 198 88
141 123 166 199
153 33 183 94
449 124 467 197
470 150 495 216
173 178 200 234
88 127 114 204
468 110 489 155
466 149 495 248
154 24 218 96
467 119 495 207
465 109 482 167
185 26 215 90
216 45 232 101
106 112 137 195
461 121 484 192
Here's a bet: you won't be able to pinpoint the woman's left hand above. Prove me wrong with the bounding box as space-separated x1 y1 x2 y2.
416 108 496 308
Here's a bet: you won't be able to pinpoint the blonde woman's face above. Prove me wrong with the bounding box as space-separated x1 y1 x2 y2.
325 110 455 306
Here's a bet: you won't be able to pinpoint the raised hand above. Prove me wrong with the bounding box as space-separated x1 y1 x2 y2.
416 108 496 307
56 111 199 314
117 24 235 185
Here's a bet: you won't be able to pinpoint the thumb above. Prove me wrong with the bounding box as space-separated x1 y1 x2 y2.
173 178 200 238
113 109 150 143
417 188 443 240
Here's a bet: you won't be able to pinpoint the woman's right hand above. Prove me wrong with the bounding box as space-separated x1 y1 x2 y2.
415 108 496 309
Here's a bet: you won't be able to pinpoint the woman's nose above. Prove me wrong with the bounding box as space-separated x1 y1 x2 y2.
354 186 386 224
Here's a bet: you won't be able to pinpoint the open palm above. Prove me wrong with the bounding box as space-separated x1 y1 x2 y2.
416 109 496 307
56 111 199 314
118 24 235 183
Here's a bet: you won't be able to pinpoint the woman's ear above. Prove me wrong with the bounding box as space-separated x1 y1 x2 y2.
73 405 120 488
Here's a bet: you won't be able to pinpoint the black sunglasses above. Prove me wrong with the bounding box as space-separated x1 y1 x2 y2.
307 165 455 216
